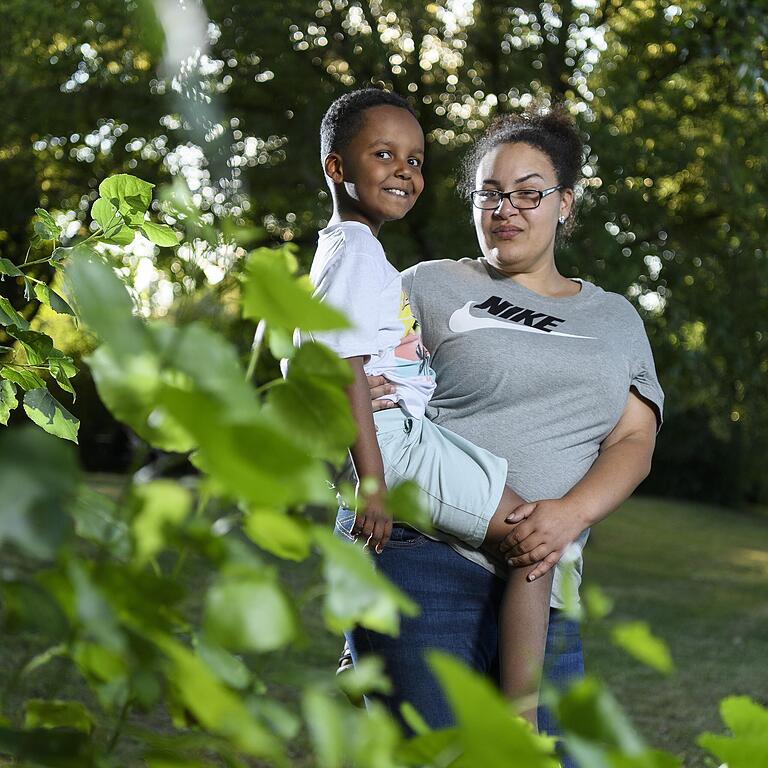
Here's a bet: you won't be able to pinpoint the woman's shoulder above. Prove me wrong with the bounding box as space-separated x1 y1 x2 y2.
584 282 649 331
403 257 481 280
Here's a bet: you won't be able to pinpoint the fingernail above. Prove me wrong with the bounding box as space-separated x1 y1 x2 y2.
528 574 536 582
505 515 518 523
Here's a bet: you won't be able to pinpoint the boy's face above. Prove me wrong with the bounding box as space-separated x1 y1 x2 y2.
326 105 425 233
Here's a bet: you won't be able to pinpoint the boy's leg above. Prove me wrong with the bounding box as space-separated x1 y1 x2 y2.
539 609 584 768
481 487 554 728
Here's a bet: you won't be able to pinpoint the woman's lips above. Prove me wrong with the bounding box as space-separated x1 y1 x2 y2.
492 227 523 239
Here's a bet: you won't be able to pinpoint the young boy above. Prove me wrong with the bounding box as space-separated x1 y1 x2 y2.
309 88 553 726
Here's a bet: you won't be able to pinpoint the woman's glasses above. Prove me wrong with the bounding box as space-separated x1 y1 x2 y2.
470 184 563 210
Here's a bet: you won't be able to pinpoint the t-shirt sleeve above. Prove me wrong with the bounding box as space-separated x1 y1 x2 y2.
311 250 383 360
400 263 421 319
629 317 665 431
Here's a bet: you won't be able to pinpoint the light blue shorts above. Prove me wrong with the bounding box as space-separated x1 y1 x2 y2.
375 408 508 548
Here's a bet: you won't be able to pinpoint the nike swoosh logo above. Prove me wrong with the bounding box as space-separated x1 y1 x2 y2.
448 302 597 339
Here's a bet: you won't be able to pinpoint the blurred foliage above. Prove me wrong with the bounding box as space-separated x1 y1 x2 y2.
2 171 765 766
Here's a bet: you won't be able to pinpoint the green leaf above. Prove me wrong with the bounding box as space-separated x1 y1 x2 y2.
241 247 350 331
70 484 131 552
0 725 93 767
50 246 71 264
268 326 297 360
0 258 22 277
101 225 137 246
142 221 179 247
0 379 18 425
65 243 151 360
1 365 47 391
132 480 192 565
302 686 345 768
243 510 312 561
34 208 61 240
203 566 298 652
88 347 195 452
195 636 253 691
146 756 214 768
582 584 614 621
91 197 123 238
24 700 93 733
33 282 76 316
428 651 559 768
0 426 78 557
69 561 125 652
23 387 79 443
155 635 286 763
336 655 392 701
152 322 258 417
384 480 434 532
557 677 646 755
1 582 68 638
265 341 355 463
72 641 128 684
611 621 673 675
98 174 154 225
313 527 418 636
720 695 768 736
160 387 330 507
698 696 768 768
397 728 463 766
6 326 54 364
0 297 28 329
49 357 77 399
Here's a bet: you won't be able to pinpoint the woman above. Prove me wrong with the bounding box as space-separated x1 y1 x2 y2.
336 103 663 765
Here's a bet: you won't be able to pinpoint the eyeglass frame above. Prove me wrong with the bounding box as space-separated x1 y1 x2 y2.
470 184 564 211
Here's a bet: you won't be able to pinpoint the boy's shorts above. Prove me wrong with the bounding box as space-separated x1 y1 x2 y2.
374 408 508 548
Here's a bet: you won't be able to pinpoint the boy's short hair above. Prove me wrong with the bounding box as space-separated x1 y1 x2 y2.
319 88 417 163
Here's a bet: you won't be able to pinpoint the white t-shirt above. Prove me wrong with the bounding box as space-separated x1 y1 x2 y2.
309 221 436 418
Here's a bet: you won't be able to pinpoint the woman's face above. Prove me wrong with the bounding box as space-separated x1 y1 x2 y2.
472 142 573 275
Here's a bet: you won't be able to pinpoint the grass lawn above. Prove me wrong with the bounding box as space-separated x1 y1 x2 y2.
1 488 766 767
581 496 768 766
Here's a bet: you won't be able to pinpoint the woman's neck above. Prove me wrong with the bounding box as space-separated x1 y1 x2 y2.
486 257 581 298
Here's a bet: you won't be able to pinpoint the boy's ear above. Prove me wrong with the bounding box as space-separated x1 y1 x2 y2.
324 152 344 184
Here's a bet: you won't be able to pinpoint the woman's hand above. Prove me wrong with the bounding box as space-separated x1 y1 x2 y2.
366 374 398 412
499 499 588 581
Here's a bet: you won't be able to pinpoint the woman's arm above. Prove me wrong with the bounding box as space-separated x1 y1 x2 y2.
499 390 659 581
347 360 392 553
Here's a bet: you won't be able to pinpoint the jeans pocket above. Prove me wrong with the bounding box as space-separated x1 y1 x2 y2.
386 524 427 548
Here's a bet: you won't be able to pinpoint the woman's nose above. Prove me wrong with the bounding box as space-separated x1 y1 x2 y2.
492 196 518 218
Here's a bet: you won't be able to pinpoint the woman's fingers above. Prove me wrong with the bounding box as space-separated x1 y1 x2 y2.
505 502 537 524
506 543 551 568
498 521 535 555
526 551 561 581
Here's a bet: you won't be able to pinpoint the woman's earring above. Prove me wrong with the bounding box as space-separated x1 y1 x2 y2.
558 215 566 225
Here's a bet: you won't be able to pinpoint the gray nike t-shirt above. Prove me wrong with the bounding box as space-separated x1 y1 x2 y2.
401 258 664 608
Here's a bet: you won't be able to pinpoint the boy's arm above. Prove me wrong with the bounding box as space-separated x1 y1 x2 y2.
346 356 393 553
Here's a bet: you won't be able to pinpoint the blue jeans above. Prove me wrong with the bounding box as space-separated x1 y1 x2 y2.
336 514 583 767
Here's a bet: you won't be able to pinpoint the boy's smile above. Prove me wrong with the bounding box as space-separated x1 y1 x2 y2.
325 105 425 235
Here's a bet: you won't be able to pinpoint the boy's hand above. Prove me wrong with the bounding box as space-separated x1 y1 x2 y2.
351 495 393 554
366 375 398 412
